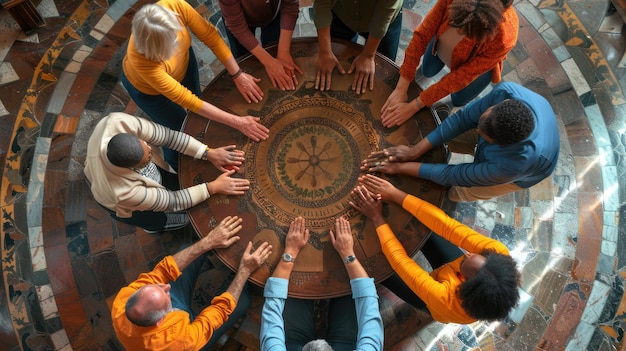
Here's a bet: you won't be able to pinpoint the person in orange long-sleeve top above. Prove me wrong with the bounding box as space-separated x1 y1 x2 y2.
121 0 269 170
111 216 272 350
381 0 518 127
350 174 520 323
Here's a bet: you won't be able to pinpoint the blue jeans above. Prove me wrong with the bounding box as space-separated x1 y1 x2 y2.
329 10 403 61
422 37 492 107
224 12 282 59
170 250 252 350
382 234 464 311
120 47 201 170
283 295 357 351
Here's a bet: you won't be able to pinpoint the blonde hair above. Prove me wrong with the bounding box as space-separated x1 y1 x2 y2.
131 4 183 61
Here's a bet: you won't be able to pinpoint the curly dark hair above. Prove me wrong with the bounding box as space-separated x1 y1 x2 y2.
458 251 521 321
478 99 535 145
448 0 505 42
107 133 144 167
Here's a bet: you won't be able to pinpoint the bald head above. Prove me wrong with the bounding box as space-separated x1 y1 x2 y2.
125 284 172 327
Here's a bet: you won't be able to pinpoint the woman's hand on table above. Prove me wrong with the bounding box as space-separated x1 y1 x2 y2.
232 116 269 142
276 52 303 83
381 87 406 116
381 100 421 127
349 185 383 220
233 71 264 103
266 55 303 90
206 169 250 195
205 145 244 172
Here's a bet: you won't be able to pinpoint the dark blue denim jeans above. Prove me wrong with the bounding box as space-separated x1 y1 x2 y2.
283 294 357 351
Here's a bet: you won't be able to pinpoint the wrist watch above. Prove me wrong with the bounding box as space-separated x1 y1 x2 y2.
282 253 294 263
343 255 356 264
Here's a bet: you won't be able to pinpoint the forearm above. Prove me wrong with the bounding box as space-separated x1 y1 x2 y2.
277 29 294 58
344 260 369 279
250 45 276 66
226 269 251 302
143 121 203 156
172 240 211 271
409 137 434 160
142 185 208 213
362 36 382 58
317 27 333 55
394 75 411 93
271 260 295 279
222 56 244 77
198 101 239 127
395 161 422 177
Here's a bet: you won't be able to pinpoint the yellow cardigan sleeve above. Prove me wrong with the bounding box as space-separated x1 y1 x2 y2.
170 0 233 63
376 223 456 306
376 195 510 323
401 194 509 255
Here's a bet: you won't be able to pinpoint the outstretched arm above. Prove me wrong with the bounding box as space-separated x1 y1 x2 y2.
261 217 309 351
173 216 244 271
228 241 272 301
330 216 383 351
197 97 269 143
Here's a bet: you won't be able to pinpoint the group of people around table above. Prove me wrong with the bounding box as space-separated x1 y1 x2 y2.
80 0 562 349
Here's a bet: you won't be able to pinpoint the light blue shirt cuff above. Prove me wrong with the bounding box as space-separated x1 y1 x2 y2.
350 277 377 299
264 277 289 299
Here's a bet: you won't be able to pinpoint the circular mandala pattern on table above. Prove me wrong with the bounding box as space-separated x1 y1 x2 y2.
245 97 378 231
180 39 448 298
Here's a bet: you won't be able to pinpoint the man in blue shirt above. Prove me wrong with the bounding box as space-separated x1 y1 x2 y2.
260 217 384 351
362 82 560 202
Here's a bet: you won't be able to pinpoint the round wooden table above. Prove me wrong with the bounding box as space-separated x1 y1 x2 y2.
180 38 448 298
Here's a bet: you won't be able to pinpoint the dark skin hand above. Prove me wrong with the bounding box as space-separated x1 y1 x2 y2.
361 145 416 168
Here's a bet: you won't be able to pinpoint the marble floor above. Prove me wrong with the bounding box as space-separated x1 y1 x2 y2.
0 0 625 350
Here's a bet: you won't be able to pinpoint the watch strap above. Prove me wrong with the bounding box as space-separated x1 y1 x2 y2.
343 255 356 263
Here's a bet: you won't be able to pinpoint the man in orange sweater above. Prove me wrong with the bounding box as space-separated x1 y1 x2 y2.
111 216 272 350
350 174 520 323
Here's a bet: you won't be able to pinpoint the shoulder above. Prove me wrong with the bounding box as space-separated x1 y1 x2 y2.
158 0 196 19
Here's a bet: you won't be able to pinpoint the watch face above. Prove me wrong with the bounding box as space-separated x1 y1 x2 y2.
344 255 356 263
282 253 293 262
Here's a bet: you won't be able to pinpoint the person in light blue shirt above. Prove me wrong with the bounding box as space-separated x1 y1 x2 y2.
260 217 384 351
361 82 560 202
